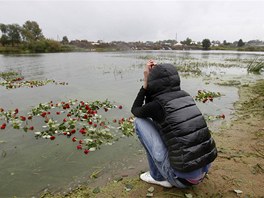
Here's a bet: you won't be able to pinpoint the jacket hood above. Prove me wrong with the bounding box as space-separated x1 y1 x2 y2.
147 64 181 98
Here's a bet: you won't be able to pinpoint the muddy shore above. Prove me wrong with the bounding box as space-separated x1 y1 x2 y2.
42 80 264 198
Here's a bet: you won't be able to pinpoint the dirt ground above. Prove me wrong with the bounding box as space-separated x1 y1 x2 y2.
42 80 264 198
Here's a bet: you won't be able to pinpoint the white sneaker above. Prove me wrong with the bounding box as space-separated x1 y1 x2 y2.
140 171 173 188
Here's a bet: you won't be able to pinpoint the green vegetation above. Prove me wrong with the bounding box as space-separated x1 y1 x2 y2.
1 21 264 53
202 39 211 50
0 21 74 53
247 57 264 74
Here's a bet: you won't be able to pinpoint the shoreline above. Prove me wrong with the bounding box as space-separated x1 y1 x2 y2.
42 80 264 197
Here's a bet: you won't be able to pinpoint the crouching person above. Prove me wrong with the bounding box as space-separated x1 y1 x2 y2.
131 61 217 188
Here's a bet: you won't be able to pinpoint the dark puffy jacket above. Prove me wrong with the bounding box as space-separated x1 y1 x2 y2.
147 64 217 172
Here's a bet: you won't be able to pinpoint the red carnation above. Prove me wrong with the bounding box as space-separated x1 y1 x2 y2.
72 137 77 142
79 140 83 144
1 123 6 129
50 136 56 140
41 112 47 117
118 105 123 109
113 119 117 123
93 123 97 127
56 112 60 115
14 108 19 114
20 116 26 121
77 145 82 150
29 126 34 130
63 118 67 122
84 149 90 155
79 128 86 134
28 115 33 120
71 129 76 134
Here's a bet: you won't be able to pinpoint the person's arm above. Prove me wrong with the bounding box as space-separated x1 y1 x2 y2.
131 87 164 121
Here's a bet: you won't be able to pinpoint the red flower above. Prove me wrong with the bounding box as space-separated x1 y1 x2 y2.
118 105 123 109
56 112 60 115
202 99 208 103
20 116 26 121
63 118 67 122
104 108 108 112
88 121 93 125
83 114 88 119
79 128 87 134
72 137 77 142
77 145 82 150
113 119 117 123
85 105 90 110
28 115 33 120
0 108 4 112
50 136 56 140
14 108 19 114
63 103 70 109
84 149 90 154
71 129 76 134
93 123 97 127
220 114 225 119
1 123 6 129
63 132 67 135
41 112 47 117
29 126 34 130
79 140 83 144
67 113 71 117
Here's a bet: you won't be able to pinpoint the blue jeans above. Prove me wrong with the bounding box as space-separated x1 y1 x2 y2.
135 117 209 188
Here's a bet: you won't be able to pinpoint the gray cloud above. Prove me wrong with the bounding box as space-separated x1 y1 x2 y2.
1 1 264 42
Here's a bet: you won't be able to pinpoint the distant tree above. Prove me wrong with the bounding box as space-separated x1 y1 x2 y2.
6 24 22 46
0 24 8 34
22 21 44 42
0 35 9 46
223 40 227 45
181 37 192 45
62 36 69 44
0 24 8 46
237 39 245 47
202 39 211 50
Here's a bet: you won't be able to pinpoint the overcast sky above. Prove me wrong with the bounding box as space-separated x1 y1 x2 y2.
1 0 264 42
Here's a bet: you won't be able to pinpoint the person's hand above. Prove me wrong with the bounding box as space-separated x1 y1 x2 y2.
143 60 156 89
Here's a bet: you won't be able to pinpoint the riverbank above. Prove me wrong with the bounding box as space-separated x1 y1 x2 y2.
42 80 264 198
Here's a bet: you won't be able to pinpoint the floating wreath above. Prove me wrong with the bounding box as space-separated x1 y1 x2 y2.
0 99 134 155
195 90 222 103
0 71 67 89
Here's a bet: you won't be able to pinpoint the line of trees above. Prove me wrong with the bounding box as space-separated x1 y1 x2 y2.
0 21 72 53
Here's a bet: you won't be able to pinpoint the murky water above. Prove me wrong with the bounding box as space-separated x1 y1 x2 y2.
0 50 263 197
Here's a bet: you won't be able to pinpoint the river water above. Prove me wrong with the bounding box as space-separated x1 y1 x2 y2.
0 50 263 197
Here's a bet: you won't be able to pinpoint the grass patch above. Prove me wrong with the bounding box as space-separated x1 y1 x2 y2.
247 57 264 74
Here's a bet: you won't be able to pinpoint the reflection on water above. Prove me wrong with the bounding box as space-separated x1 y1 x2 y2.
0 50 263 197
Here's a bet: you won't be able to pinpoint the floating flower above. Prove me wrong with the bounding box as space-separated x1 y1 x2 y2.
77 145 82 150
118 105 123 109
50 136 56 140
72 137 77 142
79 128 87 134
84 149 90 154
20 116 26 121
1 123 7 129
